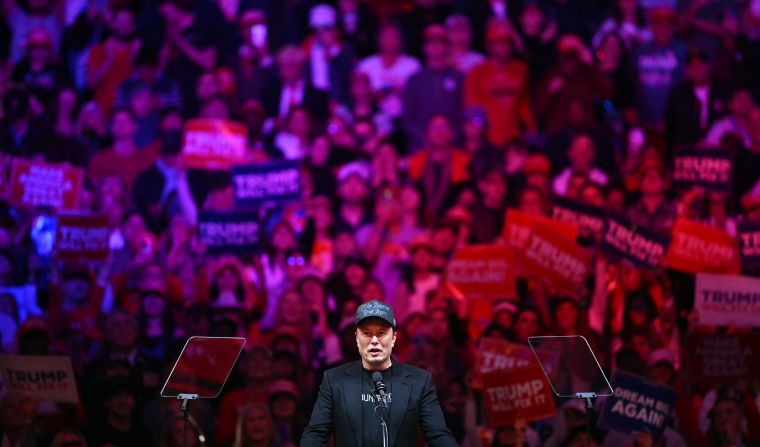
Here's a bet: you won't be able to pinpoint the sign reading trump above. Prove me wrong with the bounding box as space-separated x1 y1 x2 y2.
232 161 301 206
1 355 79 403
55 213 110 262
695 273 760 327
198 211 261 254
481 365 557 426
181 119 248 169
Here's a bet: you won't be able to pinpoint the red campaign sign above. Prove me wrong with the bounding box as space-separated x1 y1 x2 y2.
683 333 760 387
482 365 557 426
666 219 740 274
55 214 110 262
517 223 591 294
182 119 248 169
445 245 516 300
478 337 537 374
504 209 578 251
8 159 83 210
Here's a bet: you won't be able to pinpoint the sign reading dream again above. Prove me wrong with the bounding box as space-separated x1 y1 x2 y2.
445 245 515 300
599 370 678 441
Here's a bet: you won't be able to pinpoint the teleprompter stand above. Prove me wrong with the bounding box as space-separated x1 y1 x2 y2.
161 336 246 447
528 335 613 447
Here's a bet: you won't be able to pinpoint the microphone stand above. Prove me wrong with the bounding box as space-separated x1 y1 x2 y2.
374 394 389 447
576 392 596 447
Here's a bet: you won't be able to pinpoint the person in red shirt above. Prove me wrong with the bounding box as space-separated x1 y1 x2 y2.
87 8 141 114
216 346 274 446
465 19 535 147
407 114 470 218
88 108 158 191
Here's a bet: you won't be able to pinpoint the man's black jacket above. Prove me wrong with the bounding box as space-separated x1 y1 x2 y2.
300 360 457 447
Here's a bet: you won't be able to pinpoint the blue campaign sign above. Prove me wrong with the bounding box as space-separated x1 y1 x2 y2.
671 148 733 192
738 221 760 270
551 197 608 246
598 370 678 440
198 211 261 255
232 161 302 206
601 214 670 270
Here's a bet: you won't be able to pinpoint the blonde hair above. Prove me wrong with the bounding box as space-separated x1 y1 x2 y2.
233 403 275 447
159 413 206 447
51 429 87 447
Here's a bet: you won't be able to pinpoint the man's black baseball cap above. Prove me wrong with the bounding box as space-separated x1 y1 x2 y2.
355 300 396 329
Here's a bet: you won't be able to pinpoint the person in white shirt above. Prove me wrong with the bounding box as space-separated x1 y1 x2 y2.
445 14 485 73
276 46 307 119
553 134 609 196
704 87 755 148
357 22 421 119
306 4 354 104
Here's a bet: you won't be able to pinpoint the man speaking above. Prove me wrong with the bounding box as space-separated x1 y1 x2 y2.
301 300 457 447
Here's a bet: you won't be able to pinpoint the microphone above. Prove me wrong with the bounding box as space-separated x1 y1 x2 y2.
371 371 388 405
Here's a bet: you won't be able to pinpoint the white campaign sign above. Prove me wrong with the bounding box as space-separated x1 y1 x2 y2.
695 273 760 327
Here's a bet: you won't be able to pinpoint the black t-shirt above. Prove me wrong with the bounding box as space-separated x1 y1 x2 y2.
360 366 393 447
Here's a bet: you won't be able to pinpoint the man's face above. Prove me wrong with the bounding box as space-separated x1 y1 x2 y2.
338 175 369 203
109 314 138 350
568 135 595 171
379 26 402 54
111 111 137 141
271 394 297 419
278 56 304 83
356 319 396 370
687 58 711 84
63 277 89 307
426 116 452 148
712 400 742 436
486 38 512 62
423 37 447 63
107 391 135 419
729 90 754 118
111 10 136 39
651 18 674 45
477 171 507 205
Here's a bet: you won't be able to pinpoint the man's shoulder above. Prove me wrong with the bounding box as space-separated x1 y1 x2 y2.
323 360 361 378
394 362 432 382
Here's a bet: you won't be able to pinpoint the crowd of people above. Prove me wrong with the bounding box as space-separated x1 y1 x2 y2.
1 0 759 446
